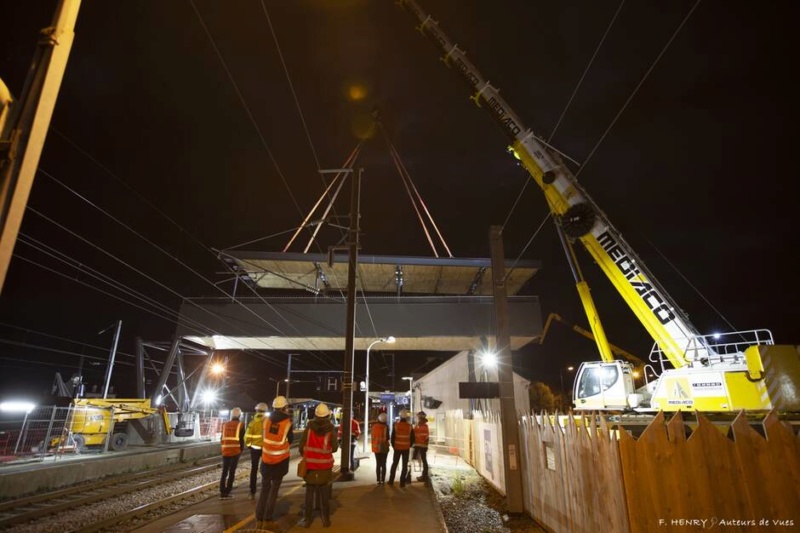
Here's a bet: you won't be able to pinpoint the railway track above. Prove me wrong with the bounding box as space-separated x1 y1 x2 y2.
0 456 223 532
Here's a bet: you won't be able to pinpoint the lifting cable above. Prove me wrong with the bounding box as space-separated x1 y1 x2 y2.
378 123 453 258
281 142 363 253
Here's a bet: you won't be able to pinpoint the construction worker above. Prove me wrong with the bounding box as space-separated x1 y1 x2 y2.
371 412 390 484
255 396 293 528
387 409 414 487
337 413 361 471
298 403 339 528
414 411 430 482
245 402 268 500
219 407 245 499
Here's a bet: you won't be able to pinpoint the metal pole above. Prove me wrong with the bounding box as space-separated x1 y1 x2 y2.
363 339 382 453
286 354 293 401
103 320 122 399
14 410 30 454
339 168 361 482
409 379 413 415
489 225 523 513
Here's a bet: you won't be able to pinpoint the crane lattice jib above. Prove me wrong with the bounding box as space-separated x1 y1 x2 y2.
398 0 712 369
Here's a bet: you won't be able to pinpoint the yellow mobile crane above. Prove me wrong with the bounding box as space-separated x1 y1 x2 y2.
52 398 171 452
396 0 800 414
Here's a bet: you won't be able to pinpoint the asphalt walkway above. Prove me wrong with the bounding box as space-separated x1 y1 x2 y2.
137 446 463 532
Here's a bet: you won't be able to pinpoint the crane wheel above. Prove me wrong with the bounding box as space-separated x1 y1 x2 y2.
562 203 596 238
110 432 129 451
73 434 86 452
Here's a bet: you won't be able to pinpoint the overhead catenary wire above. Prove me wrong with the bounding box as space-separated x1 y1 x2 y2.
23 206 313 365
46 132 341 368
36 168 345 369
188 0 304 219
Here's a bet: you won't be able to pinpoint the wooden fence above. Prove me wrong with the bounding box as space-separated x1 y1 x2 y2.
442 409 800 532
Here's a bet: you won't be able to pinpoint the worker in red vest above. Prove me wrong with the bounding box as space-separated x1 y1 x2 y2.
337 414 361 471
414 411 430 482
255 396 293 529
387 409 415 487
371 412 390 485
219 407 244 499
298 403 339 528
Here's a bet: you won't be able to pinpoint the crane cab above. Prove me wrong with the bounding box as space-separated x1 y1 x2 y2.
573 361 637 411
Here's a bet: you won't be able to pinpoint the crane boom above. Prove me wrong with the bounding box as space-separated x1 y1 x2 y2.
396 0 709 370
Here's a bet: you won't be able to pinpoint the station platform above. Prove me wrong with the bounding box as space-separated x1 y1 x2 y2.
0 440 221 498
133 447 456 533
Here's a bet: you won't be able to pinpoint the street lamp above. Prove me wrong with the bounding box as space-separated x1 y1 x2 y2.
560 366 575 410
480 350 497 380
363 336 395 452
275 378 290 398
402 376 413 416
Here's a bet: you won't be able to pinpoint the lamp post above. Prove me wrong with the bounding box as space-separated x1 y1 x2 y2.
560 366 575 410
364 336 395 453
274 378 289 398
402 376 413 416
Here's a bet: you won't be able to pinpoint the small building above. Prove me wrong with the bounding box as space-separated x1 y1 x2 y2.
412 349 530 444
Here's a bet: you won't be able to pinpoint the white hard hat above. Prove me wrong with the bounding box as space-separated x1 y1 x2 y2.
378 413 387 423
273 396 288 409
399 409 410 419
255 402 268 412
231 407 242 419
315 403 331 418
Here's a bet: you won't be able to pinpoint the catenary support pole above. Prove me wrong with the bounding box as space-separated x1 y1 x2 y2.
489 225 523 513
339 168 361 481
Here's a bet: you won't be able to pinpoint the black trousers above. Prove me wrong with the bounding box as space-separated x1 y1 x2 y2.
255 463 284 521
220 454 240 496
302 482 330 522
388 448 409 484
249 447 261 495
374 451 388 482
416 447 429 479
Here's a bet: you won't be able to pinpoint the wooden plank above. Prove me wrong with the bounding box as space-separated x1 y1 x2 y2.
620 411 671 532
686 414 752 527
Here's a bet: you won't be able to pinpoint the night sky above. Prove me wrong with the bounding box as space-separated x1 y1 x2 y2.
1 0 797 404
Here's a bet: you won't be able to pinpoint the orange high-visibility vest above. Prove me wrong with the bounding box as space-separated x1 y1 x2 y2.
221 420 242 457
392 421 412 451
261 418 292 464
304 430 334 470
371 422 388 453
414 422 429 448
